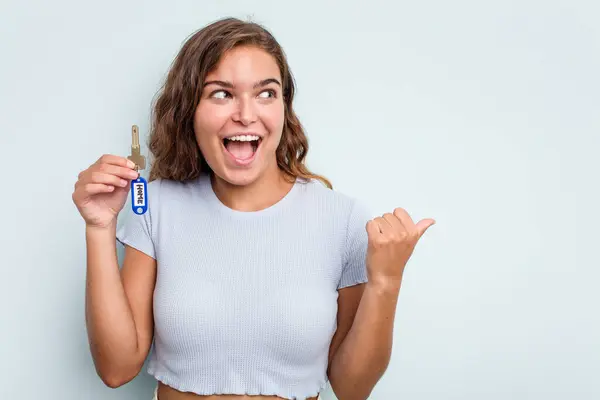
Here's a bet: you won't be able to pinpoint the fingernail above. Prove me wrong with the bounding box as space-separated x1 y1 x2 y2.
127 160 135 168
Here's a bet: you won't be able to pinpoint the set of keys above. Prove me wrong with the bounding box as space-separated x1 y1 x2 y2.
127 125 148 215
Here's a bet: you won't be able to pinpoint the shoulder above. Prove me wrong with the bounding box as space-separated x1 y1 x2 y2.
296 177 350 203
296 178 373 225
140 177 193 220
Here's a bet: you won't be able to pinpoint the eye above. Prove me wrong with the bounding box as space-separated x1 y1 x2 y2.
210 90 231 99
258 89 276 99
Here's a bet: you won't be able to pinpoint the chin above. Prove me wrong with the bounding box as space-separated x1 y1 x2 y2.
217 168 262 187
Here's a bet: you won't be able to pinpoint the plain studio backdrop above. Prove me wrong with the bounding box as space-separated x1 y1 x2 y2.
1 0 598 399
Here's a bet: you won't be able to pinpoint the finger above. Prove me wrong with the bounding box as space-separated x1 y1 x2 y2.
416 218 436 237
96 163 139 181
393 208 416 230
82 183 115 196
374 216 393 235
89 171 129 188
366 219 381 240
382 212 406 233
95 154 136 169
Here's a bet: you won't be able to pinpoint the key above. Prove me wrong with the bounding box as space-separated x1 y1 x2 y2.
127 124 148 215
127 125 146 171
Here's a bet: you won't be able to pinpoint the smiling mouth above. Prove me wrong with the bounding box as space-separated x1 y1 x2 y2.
222 136 263 162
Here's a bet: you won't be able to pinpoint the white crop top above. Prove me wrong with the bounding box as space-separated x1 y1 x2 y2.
116 173 371 399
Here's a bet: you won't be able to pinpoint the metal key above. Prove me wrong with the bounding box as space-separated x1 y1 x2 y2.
127 125 146 171
127 124 148 215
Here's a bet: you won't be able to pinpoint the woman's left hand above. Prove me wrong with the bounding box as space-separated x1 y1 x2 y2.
365 208 435 287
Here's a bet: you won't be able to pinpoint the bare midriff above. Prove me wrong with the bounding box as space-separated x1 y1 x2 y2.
157 382 319 400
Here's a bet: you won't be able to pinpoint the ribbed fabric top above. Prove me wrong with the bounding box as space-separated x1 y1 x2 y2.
116 173 371 400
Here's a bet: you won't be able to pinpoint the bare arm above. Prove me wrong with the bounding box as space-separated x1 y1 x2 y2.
328 280 401 400
85 221 156 387
327 284 365 378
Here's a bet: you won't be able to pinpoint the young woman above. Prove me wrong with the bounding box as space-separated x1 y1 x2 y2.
72 17 435 400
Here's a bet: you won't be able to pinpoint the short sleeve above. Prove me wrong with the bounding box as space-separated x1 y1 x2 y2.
115 179 158 259
338 199 371 289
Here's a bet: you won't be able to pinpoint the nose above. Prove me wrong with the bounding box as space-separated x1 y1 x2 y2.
232 96 258 126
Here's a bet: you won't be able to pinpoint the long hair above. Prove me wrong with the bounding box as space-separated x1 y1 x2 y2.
146 17 332 189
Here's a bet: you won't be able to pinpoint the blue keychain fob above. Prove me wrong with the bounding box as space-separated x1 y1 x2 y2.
131 176 148 215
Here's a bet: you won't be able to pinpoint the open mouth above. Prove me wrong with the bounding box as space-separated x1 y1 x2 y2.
222 134 263 163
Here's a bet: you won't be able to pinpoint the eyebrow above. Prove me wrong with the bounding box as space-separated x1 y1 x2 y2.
203 78 281 89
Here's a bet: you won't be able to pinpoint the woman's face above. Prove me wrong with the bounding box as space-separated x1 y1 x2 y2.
193 45 285 186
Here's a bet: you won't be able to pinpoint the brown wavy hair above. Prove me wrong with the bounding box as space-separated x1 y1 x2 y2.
146 17 332 189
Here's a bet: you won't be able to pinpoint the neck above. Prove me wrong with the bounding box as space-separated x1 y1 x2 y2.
210 168 295 212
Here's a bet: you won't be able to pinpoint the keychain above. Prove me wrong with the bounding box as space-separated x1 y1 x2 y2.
127 125 148 215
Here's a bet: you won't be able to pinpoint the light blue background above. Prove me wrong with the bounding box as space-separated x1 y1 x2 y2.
1 0 598 399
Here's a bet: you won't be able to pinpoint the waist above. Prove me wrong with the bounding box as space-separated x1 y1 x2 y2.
157 382 319 400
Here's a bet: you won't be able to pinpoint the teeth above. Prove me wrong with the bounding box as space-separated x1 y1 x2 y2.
225 135 260 142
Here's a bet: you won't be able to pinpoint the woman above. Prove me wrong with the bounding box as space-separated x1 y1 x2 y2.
72 17 435 400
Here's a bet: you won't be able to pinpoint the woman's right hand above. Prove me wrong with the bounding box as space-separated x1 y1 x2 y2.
72 154 140 229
